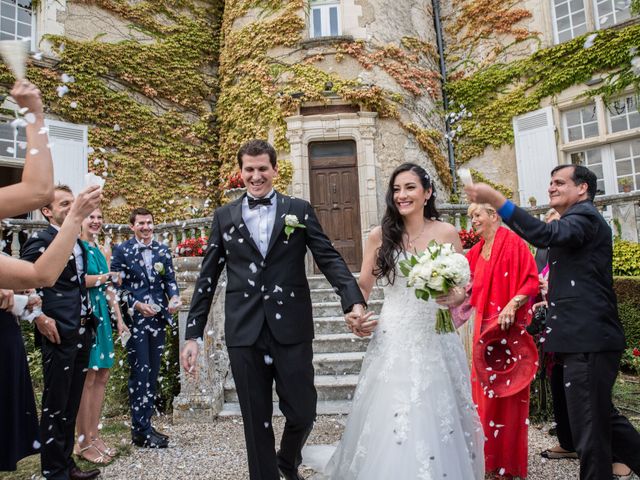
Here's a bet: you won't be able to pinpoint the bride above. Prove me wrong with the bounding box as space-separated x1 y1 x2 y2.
304 163 484 479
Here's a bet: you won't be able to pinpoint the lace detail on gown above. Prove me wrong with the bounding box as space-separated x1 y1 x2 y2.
305 271 485 480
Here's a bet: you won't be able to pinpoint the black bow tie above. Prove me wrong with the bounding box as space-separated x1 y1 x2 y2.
248 194 274 209
138 244 151 251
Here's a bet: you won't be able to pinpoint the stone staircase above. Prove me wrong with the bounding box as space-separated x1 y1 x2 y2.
219 275 383 416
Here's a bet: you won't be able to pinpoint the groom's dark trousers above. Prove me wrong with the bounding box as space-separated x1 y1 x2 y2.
228 324 316 478
185 191 364 480
503 199 640 479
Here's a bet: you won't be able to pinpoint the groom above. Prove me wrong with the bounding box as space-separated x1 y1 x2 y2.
181 139 367 480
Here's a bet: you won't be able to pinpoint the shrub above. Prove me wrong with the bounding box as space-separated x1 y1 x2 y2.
613 277 640 347
613 240 640 276
614 276 640 306
23 320 180 419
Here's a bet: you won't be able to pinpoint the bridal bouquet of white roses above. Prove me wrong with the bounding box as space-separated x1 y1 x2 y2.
398 241 471 334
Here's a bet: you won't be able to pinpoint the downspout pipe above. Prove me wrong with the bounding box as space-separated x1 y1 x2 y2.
431 0 457 194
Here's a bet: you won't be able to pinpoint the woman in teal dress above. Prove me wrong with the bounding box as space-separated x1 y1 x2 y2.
75 208 129 464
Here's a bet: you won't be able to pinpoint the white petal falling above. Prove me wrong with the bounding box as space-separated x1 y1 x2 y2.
0 39 28 80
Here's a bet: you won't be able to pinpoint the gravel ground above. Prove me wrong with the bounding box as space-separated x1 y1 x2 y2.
93 415 591 480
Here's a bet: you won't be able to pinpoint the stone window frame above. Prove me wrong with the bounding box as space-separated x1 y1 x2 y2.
562 102 599 142
557 91 640 194
593 0 633 29
309 0 341 38
0 0 35 49
285 110 379 272
550 0 636 44
0 117 27 166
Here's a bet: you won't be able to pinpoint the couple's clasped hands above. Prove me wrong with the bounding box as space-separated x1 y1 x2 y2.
345 304 377 338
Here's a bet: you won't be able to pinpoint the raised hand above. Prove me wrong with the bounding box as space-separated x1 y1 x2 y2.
464 182 506 208
68 185 103 222
10 79 43 116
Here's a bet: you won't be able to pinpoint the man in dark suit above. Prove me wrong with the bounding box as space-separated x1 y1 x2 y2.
111 207 180 448
465 164 640 479
21 185 100 480
180 139 368 480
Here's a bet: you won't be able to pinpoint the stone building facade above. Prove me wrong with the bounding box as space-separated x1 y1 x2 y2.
1 1 639 239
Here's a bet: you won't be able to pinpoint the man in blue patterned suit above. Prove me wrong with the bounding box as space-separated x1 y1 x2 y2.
111 207 180 448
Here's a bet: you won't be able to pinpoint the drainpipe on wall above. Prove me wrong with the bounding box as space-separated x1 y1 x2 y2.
431 0 457 194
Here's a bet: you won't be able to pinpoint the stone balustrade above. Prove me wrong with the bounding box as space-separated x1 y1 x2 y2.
3 192 640 422
4 192 640 256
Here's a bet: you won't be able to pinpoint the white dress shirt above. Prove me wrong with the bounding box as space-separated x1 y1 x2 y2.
242 190 277 257
135 238 154 277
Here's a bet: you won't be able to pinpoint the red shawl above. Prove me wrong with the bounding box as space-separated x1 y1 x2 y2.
466 226 539 477
466 226 539 340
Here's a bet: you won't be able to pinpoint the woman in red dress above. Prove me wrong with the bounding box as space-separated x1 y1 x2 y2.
466 203 539 478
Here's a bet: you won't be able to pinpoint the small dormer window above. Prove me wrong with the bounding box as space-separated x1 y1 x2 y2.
310 0 341 38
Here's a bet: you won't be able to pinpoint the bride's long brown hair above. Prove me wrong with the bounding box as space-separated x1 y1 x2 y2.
374 163 439 285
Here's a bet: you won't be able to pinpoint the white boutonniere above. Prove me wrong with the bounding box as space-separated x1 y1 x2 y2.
284 214 306 240
154 262 165 275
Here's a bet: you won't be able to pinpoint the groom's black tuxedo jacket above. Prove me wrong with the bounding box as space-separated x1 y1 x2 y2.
21 225 95 342
186 192 364 347
505 200 625 353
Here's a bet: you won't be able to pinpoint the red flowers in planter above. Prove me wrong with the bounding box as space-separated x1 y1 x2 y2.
633 347 640 357
176 237 208 257
458 229 481 249
226 171 244 189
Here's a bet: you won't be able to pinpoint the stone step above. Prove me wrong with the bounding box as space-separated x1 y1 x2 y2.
307 275 355 290
223 374 359 403
313 333 369 353
314 351 365 375
218 400 353 417
309 286 383 304
312 299 383 318
313 316 349 335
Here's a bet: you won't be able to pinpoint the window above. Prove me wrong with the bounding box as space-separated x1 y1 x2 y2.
0 0 33 42
594 0 632 29
608 95 640 133
0 120 26 160
552 0 588 43
555 92 640 194
571 148 606 193
310 0 340 38
551 0 635 43
612 138 640 192
563 103 599 141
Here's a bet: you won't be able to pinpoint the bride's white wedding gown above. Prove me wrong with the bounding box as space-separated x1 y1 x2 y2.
304 269 485 479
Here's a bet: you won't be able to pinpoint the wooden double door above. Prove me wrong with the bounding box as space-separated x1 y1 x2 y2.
309 140 362 273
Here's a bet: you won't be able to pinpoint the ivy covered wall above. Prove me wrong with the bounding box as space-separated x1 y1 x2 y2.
2 0 223 223
443 0 640 199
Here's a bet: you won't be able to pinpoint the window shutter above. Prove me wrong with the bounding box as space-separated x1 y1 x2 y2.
45 119 88 195
512 107 558 205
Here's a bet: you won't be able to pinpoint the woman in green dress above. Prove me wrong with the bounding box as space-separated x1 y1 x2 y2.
75 208 129 464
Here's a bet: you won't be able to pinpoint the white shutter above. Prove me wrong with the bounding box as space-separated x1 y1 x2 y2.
45 119 88 196
513 107 558 205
